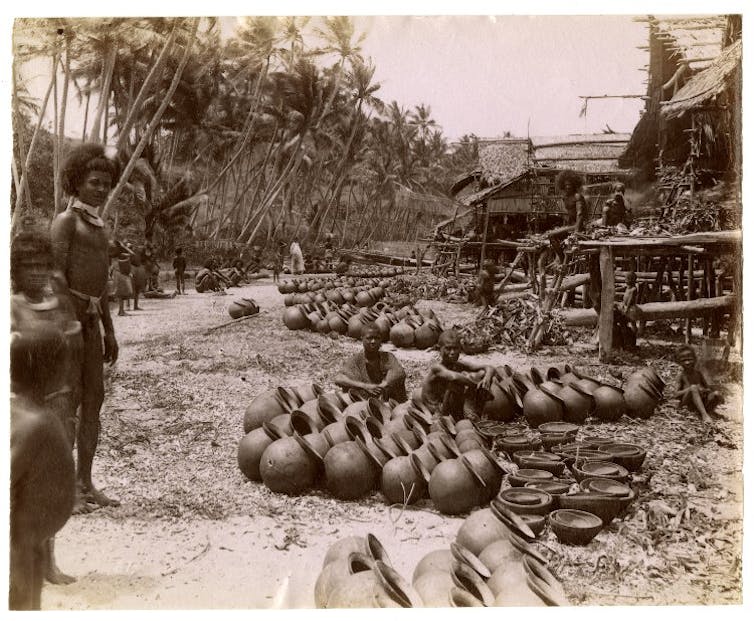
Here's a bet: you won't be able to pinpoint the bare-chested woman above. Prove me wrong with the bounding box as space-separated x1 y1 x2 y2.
50 143 121 513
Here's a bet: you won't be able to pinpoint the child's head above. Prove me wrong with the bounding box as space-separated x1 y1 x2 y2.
626 271 637 285
438 330 462 364
61 143 119 207
11 226 52 297
676 345 698 371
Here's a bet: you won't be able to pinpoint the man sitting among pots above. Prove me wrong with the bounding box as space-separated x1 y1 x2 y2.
419 329 495 421
333 323 407 403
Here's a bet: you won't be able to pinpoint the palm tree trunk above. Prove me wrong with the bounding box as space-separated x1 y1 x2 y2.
52 54 60 212
81 90 91 141
115 22 178 152
100 18 200 219
89 46 117 145
55 36 71 214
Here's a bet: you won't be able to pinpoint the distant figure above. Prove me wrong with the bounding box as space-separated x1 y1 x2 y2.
674 345 724 426
273 240 286 283
333 323 407 402
419 330 495 421
290 238 304 275
476 259 498 307
555 170 588 233
334 255 351 275
172 247 186 295
131 254 146 310
195 259 221 293
114 253 133 316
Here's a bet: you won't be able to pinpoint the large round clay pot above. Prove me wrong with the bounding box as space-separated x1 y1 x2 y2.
592 385 627 422
374 315 392 342
558 382 593 424
463 448 504 501
243 387 297 433
291 383 323 404
228 298 258 319
322 421 350 446
316 552 376 608
237 423 282 481
523 386 564 427
429 457 486 515
411 444 440 474
455 507 511 556
390 321 415 348
322 536 367 568
490 563 545 606
347 314 367 339
412 570 455 607
291 409 325 434
328 312 349 334
450 561 495 606
259 436 317 495
381 455 427 504
478 537 522 574
482 381 517 422
269 413 293 435
414 322 441 349
412 549 453 583
622 380 660 419
283 306 309 330
325 441 379 500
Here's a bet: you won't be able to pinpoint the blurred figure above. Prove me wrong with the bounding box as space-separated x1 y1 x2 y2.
290 237 305 275
172 247 186 294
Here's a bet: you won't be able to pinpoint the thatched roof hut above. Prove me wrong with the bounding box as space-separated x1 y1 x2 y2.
532 134 631 174
478 139 532 185
661 39 741 119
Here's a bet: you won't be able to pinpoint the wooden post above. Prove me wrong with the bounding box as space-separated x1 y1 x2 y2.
685 253 693 343
598 246 615 363
479 203 491 275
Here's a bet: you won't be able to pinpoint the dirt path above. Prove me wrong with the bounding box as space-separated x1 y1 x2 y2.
42 277 743 609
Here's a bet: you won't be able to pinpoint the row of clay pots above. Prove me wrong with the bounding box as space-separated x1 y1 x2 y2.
346 266 405 279
283 284 385 308
278 276 391 294
283 299 444 349
477 363 664 428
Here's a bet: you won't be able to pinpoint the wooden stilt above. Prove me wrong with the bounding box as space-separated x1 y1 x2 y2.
685 253 693 343
598 246 615 363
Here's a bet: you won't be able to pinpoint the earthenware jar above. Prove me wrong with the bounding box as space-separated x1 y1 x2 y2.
243 386 299 433
455 507 511 556
622 380 660 419
428 455 487 515
557 382 593 424
381 454 429 505
283 305 309 330
523 385 564 427
592 384 627 421
324 440 380 500
259 435 318 495
237 422 283 481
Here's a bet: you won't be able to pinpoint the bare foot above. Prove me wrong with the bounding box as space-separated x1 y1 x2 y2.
117 311 128 317
46 566 76 585
72 493 98 514
133 306 142 310
87 487 121 508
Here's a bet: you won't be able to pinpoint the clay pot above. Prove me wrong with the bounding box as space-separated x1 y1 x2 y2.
622 381 660 419
259 436 318 495
381 454 428 505
482 381 518 422
237 423 283 481
557 382 593 424
429 456 487 515
243 387 298 433
413 570 455 607
571 460 630 484
411 444 440 473
455 507 511 557
450 561 495 606
508 468 555 488
592 385 627 422
347 314 368 339
322 421 350 446
389 321 415 348
495 488 553 517
228 298 258 319
597 443 647 472
318 553 380 608
324 441 379 500
291 409 325 435
412 549 453 583
283 306 309 330
463 448 505 500
549 509 602 545
269 413 293 435
523 386 564 427
413 322 441 349
499 433 543 455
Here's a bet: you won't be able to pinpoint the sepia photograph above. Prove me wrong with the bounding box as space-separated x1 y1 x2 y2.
6 2 746 612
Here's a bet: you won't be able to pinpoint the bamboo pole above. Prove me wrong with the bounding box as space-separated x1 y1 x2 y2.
598 246 615 363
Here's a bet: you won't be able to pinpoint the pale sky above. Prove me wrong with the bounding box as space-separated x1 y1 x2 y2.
18 13 649 143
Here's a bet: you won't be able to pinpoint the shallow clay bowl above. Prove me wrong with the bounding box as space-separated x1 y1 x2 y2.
500 435 543 454
572 460 630 483
541 433 574 451
525 480 572 498
519 514 547 537
557 492 623 525
616 487 638 517
579 477 631 497
597 443 647 472
497 488 553 516
513 450 562 466
560 450 608 469
549 509 603 545
508 468 555 487
517 456 566 476
538 422 580 436
578 435 617 449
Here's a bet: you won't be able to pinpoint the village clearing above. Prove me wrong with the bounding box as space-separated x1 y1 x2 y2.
43 277 743 609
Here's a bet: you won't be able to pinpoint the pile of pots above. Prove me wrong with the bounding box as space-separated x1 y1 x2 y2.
239 387 505 515
346 265 405 279
278 276 391 295
282 299 444 349
478 363 665 429
314 507 569 608
282 283 386 308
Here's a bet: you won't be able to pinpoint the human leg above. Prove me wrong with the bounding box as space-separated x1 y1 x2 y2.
681 385 713 424
75 320 119 511
117 297 126 316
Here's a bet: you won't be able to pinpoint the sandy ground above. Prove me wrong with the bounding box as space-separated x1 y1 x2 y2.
42 275 743 609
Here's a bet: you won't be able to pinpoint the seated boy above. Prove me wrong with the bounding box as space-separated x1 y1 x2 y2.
333 323 407 402
674 344 724 426
420 329 495 421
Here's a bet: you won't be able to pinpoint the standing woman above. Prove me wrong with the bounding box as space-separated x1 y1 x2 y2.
50 143 121 512
290 236 305 275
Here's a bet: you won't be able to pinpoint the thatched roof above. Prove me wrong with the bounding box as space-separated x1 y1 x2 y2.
651 16 727 71
531 134 631 173
661 39 741 119
459 172 529 207
478 139 531 185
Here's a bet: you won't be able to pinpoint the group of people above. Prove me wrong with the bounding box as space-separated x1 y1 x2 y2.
9 145 726 611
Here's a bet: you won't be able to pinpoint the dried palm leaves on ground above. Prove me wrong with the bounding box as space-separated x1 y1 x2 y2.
387 273 475 304
453 298 572 353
